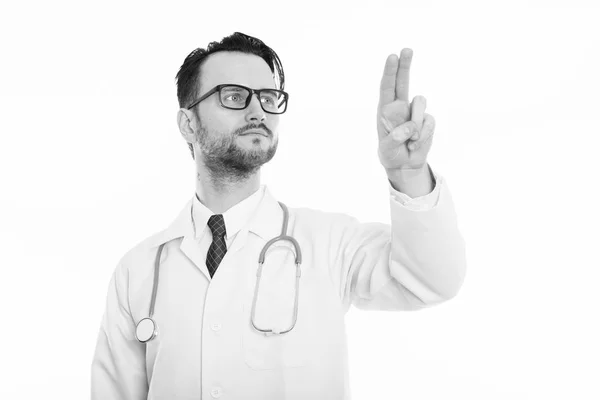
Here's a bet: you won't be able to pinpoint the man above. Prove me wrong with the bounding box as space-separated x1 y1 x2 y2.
91 32 466 399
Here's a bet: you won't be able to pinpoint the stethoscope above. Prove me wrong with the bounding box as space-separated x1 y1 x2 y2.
135 201 302 343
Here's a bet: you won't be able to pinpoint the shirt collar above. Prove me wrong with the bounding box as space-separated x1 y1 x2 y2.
147 185 284 250
191 185 266 241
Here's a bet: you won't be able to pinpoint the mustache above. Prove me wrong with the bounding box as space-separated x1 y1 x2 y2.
235 123 273 137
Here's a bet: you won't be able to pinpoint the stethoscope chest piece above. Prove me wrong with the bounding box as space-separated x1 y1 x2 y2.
136 317 157 343
136 201 299 344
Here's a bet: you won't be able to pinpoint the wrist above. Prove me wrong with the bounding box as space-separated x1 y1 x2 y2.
386 164 433 197
386 164 428 182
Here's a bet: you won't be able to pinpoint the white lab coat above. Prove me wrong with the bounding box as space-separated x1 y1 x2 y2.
91 177 466 400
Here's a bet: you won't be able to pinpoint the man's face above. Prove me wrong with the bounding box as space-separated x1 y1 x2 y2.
191 51 280 180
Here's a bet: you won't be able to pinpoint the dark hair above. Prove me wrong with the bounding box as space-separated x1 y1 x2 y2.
175 32 285 160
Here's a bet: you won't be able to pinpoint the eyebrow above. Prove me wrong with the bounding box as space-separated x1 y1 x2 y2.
222 86 245 92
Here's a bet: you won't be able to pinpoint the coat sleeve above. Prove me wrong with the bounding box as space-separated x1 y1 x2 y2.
91 261 149 399
332 174 467 312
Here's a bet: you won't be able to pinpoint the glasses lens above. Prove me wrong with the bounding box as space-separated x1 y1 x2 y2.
219 86 287 113
220 86 251 109
259 89 287 114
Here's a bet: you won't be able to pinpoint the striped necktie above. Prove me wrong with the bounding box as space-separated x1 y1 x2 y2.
206 214 227 278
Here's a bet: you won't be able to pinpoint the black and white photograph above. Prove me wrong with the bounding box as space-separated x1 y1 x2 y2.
1 0 598 399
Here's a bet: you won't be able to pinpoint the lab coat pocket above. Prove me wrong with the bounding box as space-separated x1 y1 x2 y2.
242 242 308 370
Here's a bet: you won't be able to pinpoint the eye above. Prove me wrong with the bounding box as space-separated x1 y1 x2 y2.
226 94 243 102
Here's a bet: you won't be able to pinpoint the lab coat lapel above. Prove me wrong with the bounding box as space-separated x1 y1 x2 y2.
153 188 286 280
146 198 194 250
232 186 285 250
142 198 209 279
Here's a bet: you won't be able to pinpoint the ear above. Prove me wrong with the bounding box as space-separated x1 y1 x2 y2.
177 108 197 144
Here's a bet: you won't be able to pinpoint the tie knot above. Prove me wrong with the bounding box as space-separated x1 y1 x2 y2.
207 214 226 238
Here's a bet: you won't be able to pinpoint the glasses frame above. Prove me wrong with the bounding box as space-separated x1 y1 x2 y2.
186 84 289 114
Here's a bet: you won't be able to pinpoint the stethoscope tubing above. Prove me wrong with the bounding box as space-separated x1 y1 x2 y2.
252 202 302 335
149 242 166 319
137 201 301 343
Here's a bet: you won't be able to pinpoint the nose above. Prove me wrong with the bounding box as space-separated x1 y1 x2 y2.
245 93 266 123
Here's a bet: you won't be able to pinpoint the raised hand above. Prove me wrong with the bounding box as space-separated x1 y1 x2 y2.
377 48 435 172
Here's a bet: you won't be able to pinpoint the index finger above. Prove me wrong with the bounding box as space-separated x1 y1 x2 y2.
395 48 413 102
379 54 399 106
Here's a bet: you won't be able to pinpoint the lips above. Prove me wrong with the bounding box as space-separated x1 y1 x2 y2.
241 129 269 137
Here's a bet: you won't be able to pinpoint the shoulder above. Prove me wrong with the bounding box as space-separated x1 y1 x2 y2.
115 198 192 275
116 228 175 276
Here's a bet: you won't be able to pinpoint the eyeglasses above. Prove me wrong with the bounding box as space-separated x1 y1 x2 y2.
186 84 289 114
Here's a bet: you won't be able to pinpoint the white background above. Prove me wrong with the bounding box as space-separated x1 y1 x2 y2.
1 0 599 398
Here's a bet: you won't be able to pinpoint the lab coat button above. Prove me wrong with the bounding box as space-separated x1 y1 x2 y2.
211 387 222 398
211 323 222 331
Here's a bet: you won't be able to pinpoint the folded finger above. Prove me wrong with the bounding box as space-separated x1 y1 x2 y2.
409 113 435 151
410 131 434 152
410 95 426 138
381 120 418 146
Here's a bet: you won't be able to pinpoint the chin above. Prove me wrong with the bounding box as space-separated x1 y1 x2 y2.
239 136 271 150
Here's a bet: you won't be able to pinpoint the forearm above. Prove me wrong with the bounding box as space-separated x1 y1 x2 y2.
386 164 435 198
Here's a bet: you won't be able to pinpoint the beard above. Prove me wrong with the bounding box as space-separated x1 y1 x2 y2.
196 121 278 184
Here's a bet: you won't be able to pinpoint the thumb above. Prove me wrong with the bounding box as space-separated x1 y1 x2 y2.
380 120 417 146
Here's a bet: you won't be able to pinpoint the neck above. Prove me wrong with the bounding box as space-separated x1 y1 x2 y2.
195 168 261 214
